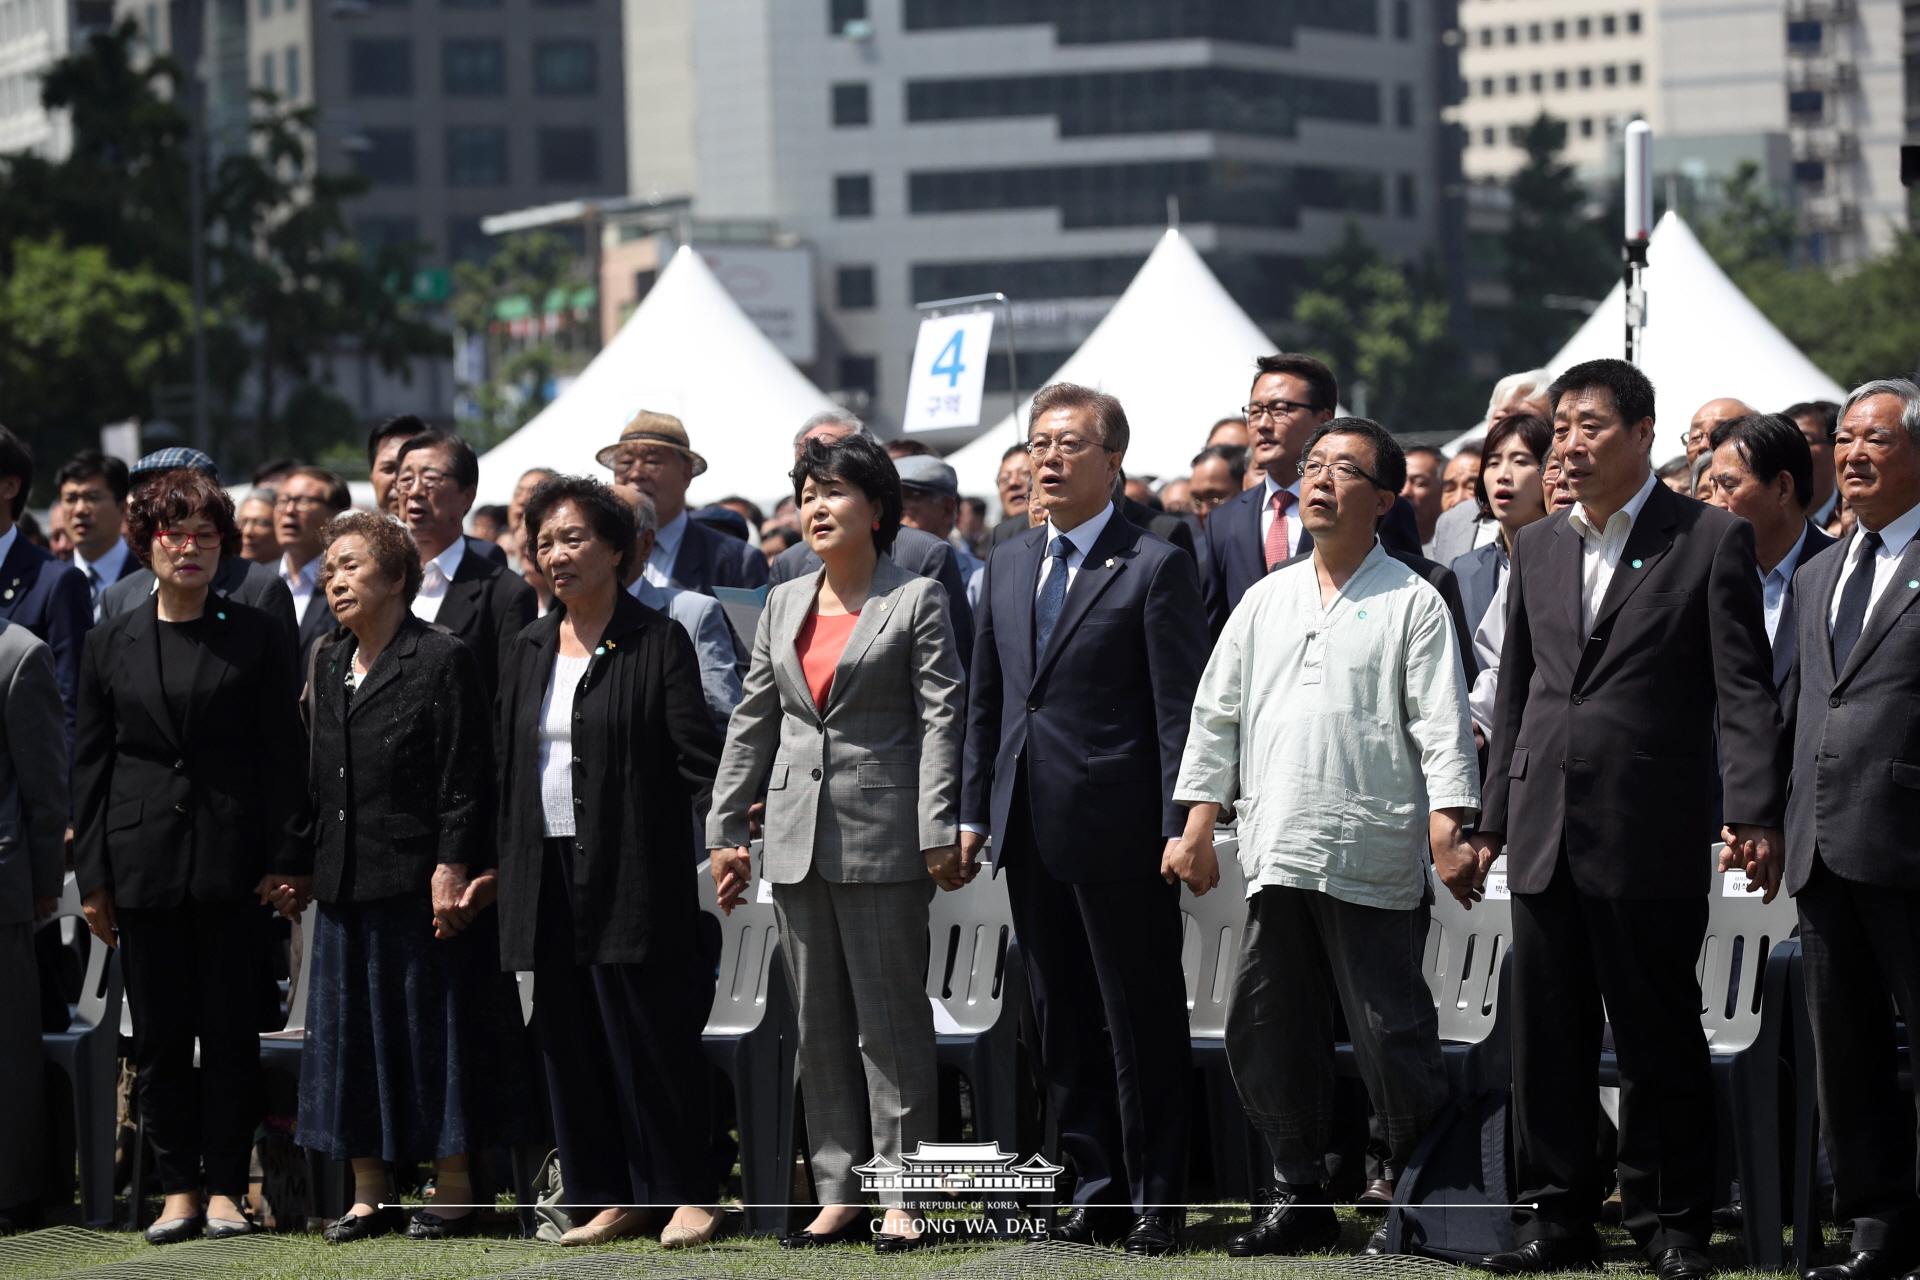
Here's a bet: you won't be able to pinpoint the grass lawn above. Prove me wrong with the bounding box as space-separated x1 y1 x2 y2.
0 1212 1810 1280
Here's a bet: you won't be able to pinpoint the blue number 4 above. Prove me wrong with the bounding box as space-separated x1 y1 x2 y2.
931 330 966 388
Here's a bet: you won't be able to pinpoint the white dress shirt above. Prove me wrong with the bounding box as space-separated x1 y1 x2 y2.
643 510 689 589
1567 469 1660 633
281 553 322 625
1829 498 1920 629
411 538 466 624
73 539 130 620
1759 523 1810 647
1034 501 1116 600
1259 475 1305 561
1175 541 1480 911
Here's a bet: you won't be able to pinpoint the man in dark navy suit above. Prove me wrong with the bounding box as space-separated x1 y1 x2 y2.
54 450 136 619
960 383 1208 1258
1202 354 1338 636
0 427 92 751
597 410 767 597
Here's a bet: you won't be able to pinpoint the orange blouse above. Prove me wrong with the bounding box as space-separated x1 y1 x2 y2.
795 609 861 712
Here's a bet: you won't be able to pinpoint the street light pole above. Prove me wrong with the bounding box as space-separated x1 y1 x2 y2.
182 0 211 455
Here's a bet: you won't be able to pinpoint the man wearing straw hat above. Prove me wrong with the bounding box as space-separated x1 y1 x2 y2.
596 411 768 597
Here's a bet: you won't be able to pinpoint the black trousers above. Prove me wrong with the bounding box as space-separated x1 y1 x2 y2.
1797 854 1920 1254
531 838 712 1209
1509 854 1713 1254
118 899 266 1197
1000 773 1191 1213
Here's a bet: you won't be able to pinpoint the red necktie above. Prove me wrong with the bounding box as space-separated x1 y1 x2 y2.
1263 489 1294 571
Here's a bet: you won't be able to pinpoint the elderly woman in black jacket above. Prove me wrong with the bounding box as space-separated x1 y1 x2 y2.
73 468 308 1245
295 510 529 1244
496 476 723 1248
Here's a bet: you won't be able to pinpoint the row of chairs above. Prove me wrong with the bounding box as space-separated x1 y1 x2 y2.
33 842 1822 1266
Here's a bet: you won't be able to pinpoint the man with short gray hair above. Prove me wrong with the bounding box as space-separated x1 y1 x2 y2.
1778 378 1920 1280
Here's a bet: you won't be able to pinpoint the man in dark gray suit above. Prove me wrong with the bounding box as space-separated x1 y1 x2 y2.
0 620 66 1232
1701 412 1835 689
769 412 973 667
99 450 299 661
1777 379 1920 1280
271 465 352 670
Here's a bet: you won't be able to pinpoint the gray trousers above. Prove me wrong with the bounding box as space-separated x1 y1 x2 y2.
0 921 46 1206
1225 884 1447 1188
771 872 935 1206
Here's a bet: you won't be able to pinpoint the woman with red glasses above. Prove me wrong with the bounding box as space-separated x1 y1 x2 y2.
72 468 309 1245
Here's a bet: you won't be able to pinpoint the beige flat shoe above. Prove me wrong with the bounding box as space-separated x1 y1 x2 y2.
660 1207 724 1250
558 1208 647 1247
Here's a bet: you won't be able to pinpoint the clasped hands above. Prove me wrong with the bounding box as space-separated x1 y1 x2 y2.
709 835 984 914
431 864 496 939
1718 823 1783 904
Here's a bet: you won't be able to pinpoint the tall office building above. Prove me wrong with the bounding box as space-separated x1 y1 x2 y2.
630 0 1463 429
1450 0 1906 265
0 0 114 158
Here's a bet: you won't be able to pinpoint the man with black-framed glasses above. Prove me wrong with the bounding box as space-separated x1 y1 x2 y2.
1201 354 1338 636
273 466 352 665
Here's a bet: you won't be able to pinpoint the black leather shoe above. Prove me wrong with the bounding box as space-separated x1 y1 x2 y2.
406 1209 477 1240
1483 1237 1604 1274
1124 1210 1184 1257
873 1230 936 1254
779 1214 873 1248
143 1215 205 1245
1653 1246 1712 1280
1809 1253 1915 1280
323 1207 404 1245
1226 1186 1341 1258
1044 1206 1131 1247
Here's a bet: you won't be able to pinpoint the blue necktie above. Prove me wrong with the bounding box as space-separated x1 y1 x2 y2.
1033 535 1072 657
1830 528 1882 673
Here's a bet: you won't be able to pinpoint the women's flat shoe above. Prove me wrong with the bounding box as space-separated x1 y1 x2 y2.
406 1209 477 1240
660 1210 727 1249
558 1209 647 1247
144 1215 205 1245
322 1207 404 1245
779 1215 873 1248
205 1216 259 1240
874 1231 936 1255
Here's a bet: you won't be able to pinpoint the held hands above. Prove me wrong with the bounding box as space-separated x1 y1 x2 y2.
957 831 988 885
1719 824 1784 904
255 873 312 921
711 846 752 915
1162 805 1222 895
1432 813 1492 909
925 844 970 891
80 888 116 948
435 870 497 940
430 863 476 938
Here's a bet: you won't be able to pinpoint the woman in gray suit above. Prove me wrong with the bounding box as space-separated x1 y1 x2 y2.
709 433 965 1254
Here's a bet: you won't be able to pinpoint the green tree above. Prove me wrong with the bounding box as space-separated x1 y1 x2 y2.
449 232 590 448
1292 224 1480 434
1696 162 1798 278
1503 113 1615 370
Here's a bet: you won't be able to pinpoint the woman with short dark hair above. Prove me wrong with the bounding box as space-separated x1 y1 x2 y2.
496 476 724 1248
709 434 965 1253
295 510 531 1244
73 470 309 1245
1454 413 1553 745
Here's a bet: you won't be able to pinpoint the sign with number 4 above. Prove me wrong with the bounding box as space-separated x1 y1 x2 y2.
902 311 996 434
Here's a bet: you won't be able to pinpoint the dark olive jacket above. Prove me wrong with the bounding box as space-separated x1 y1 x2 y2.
495 591 721 970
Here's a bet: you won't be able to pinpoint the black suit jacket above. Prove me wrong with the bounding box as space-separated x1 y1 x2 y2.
307 618 491 904
962 509 1207 883
669 515 770 596
431 539 537 698
496 592 721 969
0 534 91 754
72 598 309 907
294 581 341 672
1782 528 1920 893
770 525 975 669
1481 483 1787 899
102 557 299 678
1770 523 1837 692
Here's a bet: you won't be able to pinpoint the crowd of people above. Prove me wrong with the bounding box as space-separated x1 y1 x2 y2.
0 349 1917 1280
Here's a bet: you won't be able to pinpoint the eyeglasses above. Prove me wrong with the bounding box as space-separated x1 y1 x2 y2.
1024 434 1115 460
156 528 218 550
274 493 330 510
394 468 455 494
1243 399 1317 423
1300 459 1386 489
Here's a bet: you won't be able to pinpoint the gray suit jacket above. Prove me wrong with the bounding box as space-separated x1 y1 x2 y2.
0 621 67 923
1783 529 1920 894
771 525 973 669
707 557 964 884
1429 499 1491 566
631 577 744 732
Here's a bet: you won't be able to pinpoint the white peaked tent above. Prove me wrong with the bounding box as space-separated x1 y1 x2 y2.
1445 211 1846 464
946 229 1274 497
476 245 838 505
